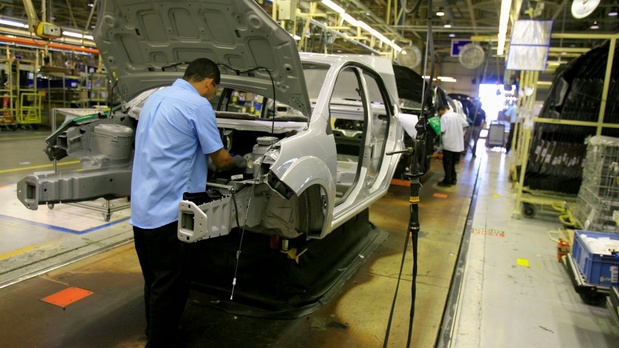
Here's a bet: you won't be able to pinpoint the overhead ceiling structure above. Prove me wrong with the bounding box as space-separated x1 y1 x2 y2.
298 0 619 57
0 0 616 64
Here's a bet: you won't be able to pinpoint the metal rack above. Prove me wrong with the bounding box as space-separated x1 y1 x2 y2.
48 108 129 221
512 33 619 219
569 136 619 232
0 53 40 129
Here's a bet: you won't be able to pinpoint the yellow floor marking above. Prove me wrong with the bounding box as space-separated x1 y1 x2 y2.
517 258 529 267
0 160 80 174
0 245 37 260
0 236 66 261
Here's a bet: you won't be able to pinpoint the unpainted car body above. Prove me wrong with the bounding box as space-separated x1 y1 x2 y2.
17 0 407 243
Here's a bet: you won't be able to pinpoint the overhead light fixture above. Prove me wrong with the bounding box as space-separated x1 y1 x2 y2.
358 20 401 52
0 18 28 29
497 0 513 56
423 75 457 83
449 33 456 37
590 21 599 29
320 0 401 52
341 13 358 26
609 8 618 16
63 30 83 38
321 0 345 14
444 23 452 28
436 8 445 17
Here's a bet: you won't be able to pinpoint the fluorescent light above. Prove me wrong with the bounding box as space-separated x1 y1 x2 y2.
0 19 28 29
321 2 401 52
590 21 599 30
497 0 513 56
84 35 94 40
358 21 376 36
436 8 445 17
444 23 452 28
438 76 457 83
63 30 83 38
341 13 358 26
423 75 457 83
388 40 402 52
449 33 456 37
321 0 345 14
609 9 618 16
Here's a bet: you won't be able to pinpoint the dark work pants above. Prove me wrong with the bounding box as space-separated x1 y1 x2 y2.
506 122 516 153
134 221 189 348
442 150 459 184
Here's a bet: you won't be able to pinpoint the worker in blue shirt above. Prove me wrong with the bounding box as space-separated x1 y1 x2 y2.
130 58 246 347
504 103 517 154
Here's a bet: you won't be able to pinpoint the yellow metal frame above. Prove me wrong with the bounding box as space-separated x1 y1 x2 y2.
0 55 16 127
17 91 42 124
511 33 619 219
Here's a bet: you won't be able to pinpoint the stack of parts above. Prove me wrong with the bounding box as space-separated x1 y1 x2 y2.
573 136 619 232
525 41 619 194
578 233 619 256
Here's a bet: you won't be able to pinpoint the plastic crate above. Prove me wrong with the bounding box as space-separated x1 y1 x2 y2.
571 230 619 287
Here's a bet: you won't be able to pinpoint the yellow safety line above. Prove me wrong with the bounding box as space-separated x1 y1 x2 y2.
0 245 37 260
0 160 80 174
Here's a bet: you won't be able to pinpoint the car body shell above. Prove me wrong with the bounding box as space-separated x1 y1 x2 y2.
17 0 409 242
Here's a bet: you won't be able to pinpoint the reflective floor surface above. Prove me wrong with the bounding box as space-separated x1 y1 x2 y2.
0 130 617 347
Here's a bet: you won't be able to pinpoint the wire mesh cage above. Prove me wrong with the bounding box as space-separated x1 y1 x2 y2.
574 136 619 233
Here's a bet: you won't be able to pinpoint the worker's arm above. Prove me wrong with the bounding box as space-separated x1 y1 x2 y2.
209 148 246 171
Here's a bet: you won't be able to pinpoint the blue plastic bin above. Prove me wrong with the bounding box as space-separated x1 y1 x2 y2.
571 230 619 287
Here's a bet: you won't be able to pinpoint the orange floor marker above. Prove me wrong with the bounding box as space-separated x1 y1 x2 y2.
390 178 410 187
433 193 448 198
41 287 94 308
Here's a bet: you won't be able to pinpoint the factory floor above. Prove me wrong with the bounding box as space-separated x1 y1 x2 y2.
0 129 618 347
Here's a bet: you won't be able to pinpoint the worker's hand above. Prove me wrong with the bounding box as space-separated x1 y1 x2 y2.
233 155 247 169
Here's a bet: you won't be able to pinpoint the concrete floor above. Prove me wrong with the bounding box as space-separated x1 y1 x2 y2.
0 129 617 347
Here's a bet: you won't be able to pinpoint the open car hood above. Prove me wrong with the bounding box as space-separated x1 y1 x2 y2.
93 0 311 116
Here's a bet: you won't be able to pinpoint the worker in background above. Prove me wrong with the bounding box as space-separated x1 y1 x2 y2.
130 58 246 347
504 103 517 154
437 105 467 187
465 99 486 157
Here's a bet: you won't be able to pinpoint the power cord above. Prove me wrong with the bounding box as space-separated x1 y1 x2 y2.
383 1 435 346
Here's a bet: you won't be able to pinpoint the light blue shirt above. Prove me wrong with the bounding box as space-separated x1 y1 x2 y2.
505 105 517 123
130 79 223 229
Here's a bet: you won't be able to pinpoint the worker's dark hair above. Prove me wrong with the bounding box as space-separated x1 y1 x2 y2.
183 58 220 85
437 105 449 111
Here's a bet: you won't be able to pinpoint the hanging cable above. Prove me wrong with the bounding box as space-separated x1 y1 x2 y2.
229 183 255 300
383 1 434 346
